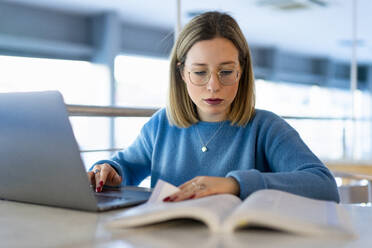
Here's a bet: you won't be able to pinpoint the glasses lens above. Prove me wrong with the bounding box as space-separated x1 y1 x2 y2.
189 70 209 85
219 69 238 85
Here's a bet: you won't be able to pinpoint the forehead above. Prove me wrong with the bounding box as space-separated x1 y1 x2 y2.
185 37 239 66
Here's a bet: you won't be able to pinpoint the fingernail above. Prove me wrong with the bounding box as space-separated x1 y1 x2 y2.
170 196 178 202
163 196 170 202
99 181 103 187
96 187 101 193
189 194 196 199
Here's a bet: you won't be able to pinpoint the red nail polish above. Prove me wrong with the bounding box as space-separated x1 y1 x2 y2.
163 196 170 202
189 194 196 199
99 181 103 187
96 187 101 192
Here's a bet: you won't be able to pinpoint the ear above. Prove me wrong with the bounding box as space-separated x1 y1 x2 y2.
181 71 186 82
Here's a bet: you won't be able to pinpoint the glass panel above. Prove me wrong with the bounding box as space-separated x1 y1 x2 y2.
256 79 352 117
115 117 150 149
115 55 169 107
0 55 110 105
256 79 372 161
287 119 345 160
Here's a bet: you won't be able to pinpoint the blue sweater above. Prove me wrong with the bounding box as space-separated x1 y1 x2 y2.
94 108 340 202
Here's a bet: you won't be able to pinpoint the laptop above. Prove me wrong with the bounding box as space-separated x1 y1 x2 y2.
0 91 151 211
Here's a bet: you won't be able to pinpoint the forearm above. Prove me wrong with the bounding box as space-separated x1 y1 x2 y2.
227 166 340 202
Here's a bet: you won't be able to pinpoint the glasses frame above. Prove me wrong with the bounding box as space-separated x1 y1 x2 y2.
185 66 241 86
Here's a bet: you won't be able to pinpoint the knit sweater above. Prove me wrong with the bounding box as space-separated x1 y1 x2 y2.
93 108 340 202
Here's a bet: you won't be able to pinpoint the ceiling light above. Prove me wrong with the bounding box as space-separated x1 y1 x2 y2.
256 0 329 10
339 39 365 47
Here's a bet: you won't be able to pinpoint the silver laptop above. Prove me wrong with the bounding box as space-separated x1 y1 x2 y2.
0 91 151 211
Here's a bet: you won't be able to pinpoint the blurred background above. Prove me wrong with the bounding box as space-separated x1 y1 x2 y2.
1 0 372 194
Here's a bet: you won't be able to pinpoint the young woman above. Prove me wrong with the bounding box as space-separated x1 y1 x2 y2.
88 11 340 203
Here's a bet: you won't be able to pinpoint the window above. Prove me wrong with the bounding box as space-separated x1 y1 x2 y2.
115 54 169 108
114 54 169 149
256 79 372 160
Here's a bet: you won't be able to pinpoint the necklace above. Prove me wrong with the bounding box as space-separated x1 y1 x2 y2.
195 122 225 152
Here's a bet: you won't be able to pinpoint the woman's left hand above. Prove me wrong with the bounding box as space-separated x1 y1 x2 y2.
163 176 240 202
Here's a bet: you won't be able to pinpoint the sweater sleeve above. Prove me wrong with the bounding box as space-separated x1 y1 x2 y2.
227 114 340 203
90 112 158 186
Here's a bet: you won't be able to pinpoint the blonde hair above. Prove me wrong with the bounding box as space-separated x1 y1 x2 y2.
167 11 255 127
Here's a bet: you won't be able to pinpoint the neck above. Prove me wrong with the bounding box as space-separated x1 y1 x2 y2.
198 111 227 122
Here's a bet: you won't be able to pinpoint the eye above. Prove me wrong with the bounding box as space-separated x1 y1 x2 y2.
192 71 208 76
219 70 233 76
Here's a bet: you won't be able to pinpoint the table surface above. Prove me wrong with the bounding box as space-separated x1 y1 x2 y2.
1 199 371 248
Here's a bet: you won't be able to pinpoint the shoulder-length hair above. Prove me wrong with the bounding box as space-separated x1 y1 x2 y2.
166 11 255 127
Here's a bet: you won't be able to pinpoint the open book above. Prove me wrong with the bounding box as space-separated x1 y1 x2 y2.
108 180 355 237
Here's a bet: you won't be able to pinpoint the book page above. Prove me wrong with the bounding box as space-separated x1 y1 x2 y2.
108 180 242 232
223 189 355 237
147 179 180 204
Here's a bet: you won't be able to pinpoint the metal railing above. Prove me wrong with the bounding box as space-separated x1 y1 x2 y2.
67 105 158 117
67 104 158 153
67 104 369 120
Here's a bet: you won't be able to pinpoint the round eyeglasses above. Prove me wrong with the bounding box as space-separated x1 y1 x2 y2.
186 67 240 86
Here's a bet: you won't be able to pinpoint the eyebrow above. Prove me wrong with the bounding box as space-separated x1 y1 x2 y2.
191 61 237 66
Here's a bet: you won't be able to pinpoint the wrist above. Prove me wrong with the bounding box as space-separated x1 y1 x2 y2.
227 177 240 196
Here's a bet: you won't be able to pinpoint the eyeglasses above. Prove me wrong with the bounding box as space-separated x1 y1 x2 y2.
185 67 240 86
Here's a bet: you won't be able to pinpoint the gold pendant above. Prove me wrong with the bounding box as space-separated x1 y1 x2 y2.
202 146 207 152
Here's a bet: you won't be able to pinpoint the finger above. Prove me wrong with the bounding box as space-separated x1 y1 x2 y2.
93 166 103 192
170 182 210 202
164 177 205 202
178 178 198 190
192 187 212 199
165 185 198 202
170 190 196 202
108 172 122 186
98 165 110 190
180 180 203 194
178 181 192 190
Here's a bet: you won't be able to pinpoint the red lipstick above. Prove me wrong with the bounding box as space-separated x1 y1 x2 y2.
204 98 223 105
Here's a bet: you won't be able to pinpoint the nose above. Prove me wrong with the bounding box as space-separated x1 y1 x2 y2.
206 72 221 92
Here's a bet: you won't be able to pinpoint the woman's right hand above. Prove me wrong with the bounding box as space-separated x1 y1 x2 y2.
87 163 122 192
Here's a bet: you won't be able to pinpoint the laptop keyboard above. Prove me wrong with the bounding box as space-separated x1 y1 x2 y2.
94 193 132 203
91 187 151 209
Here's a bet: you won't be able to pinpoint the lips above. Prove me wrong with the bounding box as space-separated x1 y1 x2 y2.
204 98 223 105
